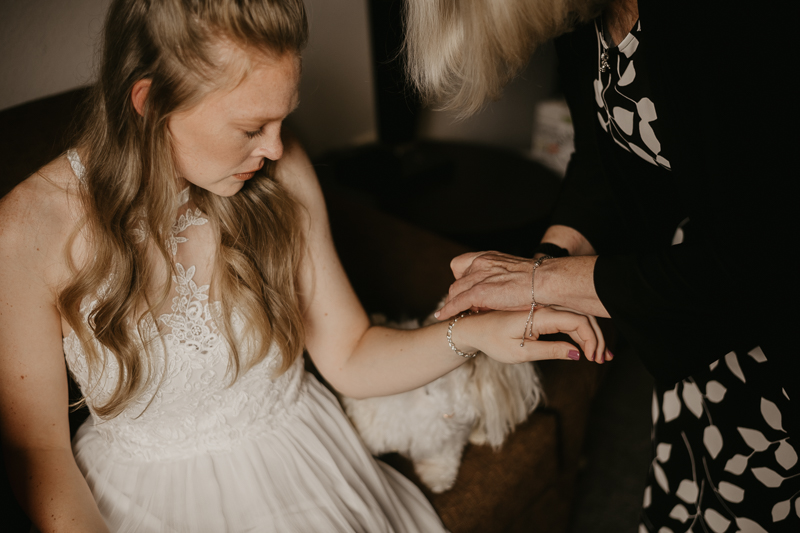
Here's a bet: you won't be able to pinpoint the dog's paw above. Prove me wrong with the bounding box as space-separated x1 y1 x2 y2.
413 456 461 493
468 425 489 446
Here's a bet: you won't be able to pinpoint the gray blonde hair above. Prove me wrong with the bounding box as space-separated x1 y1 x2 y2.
403 0 606 117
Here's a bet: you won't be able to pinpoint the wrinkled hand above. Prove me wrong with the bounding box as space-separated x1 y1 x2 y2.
438 251 612 362
436 251 534 320
469 307 606 364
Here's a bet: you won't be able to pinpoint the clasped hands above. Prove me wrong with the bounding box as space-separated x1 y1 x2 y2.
436 251 610 364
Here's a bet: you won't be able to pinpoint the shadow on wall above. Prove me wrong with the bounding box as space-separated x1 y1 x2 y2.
0 0 111 111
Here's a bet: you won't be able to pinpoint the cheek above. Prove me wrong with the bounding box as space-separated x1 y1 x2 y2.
168 114 250 184
168 119 201 172
171 123 225 175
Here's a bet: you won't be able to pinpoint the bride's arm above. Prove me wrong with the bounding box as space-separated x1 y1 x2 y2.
275 136 604 399
0 177 108 532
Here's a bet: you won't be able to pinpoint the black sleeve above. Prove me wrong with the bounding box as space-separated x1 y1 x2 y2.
550 28 630 255
552 4 798 392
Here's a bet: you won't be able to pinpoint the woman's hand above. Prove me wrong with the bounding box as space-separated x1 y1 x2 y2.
436 250 610 326
435 251 534 320
458 307 607 364
548 305 611 362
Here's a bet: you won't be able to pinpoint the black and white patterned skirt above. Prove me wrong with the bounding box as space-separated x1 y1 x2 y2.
641 347 798 532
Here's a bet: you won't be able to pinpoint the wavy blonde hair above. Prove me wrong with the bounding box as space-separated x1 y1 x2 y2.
59 0 308 418
403 0 607 117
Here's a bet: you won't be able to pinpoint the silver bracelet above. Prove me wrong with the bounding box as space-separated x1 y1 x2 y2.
520 255 553 347
447 311 478 359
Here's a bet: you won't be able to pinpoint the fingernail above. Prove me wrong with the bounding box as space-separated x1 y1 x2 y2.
434 311 440 319
567 350 580 361
606 349 614 360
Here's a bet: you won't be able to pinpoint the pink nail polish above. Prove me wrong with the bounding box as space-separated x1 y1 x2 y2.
606 349 614 359
567 350 580 361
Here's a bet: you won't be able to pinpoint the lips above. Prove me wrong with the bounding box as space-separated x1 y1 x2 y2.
233 159 264 181
232 171 256 181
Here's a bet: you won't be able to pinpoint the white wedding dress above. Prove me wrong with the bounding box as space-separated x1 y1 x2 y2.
62 151 446 532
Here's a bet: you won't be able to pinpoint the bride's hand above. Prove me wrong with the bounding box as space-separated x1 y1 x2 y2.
457 306 607 364
548 305 611 363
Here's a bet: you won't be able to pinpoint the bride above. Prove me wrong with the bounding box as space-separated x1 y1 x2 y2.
0 0 605 531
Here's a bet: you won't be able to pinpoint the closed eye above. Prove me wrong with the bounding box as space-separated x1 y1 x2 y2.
244 128 264 139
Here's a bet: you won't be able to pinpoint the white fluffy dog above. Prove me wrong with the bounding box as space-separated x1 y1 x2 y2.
340 312 544 493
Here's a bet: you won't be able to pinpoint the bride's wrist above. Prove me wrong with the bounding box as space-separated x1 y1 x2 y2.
445 311 480 358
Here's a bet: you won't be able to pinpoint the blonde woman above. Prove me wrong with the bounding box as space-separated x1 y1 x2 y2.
0 1 607 531
405 0 797 531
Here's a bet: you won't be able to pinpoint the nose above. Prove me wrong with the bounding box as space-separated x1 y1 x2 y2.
254 125 284 161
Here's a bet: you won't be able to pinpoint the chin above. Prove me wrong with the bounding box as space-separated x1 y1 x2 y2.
209 180 246 198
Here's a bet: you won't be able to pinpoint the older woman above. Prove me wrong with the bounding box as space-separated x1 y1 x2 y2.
405 0 797 531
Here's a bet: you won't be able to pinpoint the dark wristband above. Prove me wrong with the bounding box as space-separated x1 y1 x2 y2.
531 242 569 258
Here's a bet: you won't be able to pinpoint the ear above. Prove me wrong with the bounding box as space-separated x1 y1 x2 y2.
131 79 152 116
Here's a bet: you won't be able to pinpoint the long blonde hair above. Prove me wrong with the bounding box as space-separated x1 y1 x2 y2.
60 0 308 418
403 0 606 117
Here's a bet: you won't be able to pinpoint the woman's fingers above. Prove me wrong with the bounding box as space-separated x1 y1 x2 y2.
476 308 605 365
549 305 606 362
517 339 583 362
587 314 607 361
449 251 485 279
437 279 529 320
564 321 600 362
527 307 605 364
436 280 481 320
437 252 533 320
560 321 599 363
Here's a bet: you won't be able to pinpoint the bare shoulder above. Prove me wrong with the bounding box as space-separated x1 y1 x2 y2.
273 132 323 206
0 155 83 286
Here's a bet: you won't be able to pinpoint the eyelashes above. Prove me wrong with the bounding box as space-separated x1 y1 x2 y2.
244 128 264 140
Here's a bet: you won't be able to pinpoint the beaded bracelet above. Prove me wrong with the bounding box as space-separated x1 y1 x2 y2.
447 311 478 359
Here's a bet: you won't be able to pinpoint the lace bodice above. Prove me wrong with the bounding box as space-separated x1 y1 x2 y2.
62 150 304 462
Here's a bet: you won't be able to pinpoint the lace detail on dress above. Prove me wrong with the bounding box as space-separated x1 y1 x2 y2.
64 314 305 462
158 264 222 357
62 150 305 463
168 207 207 254
66 149 85 181
159 198 217 355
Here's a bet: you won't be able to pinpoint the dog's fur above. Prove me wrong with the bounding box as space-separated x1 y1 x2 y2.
340 313 544 493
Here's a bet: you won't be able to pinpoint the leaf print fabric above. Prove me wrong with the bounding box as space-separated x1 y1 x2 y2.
594 20 671 170
640 348 799 532
588 19 799 531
